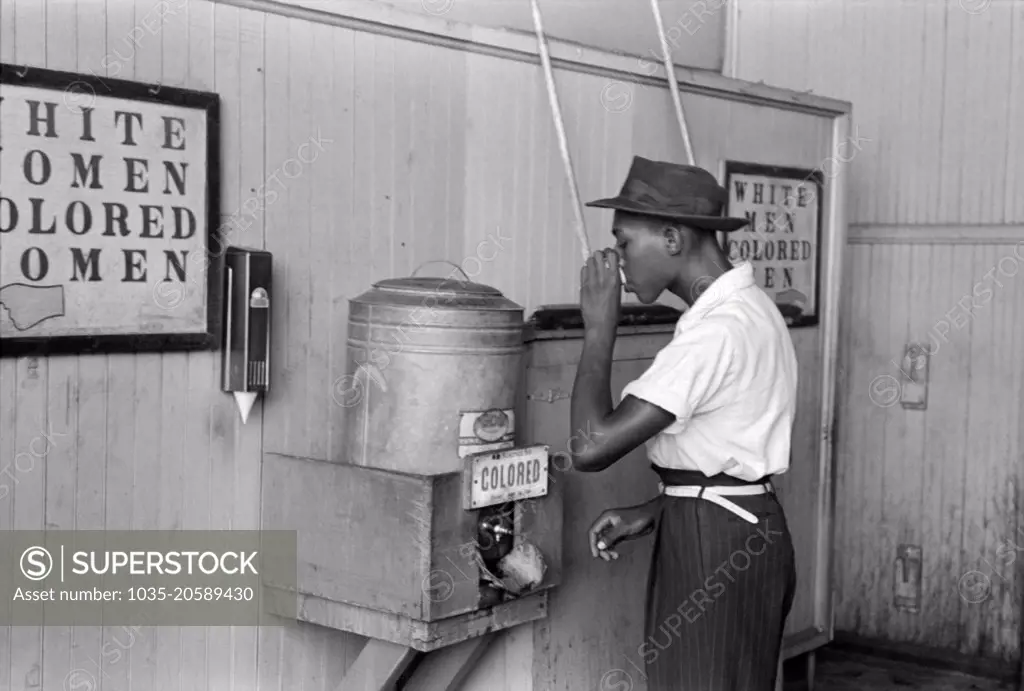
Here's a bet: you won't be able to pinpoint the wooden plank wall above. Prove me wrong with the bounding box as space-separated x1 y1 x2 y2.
733 0 1024 664
0 1 355 689
0 0 836 688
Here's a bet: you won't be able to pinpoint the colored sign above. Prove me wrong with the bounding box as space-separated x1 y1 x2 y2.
463 445 549 510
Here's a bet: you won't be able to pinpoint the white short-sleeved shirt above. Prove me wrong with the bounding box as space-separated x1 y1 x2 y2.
619 261 798 481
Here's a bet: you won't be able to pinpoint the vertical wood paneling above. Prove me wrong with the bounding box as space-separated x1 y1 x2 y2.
834 242 1023 660
69 0 111 686
496 58 525 310
306 18 333 489
970 245 1023 660
877 245 910 639
157 0 191 686
261 9 291 462
521 59 548 310
938 7 968 225
260 12 301 690
131 2 167 688
324 17 353 464
900 244 931 648
832 246 856 626
0 358 12 691
286 15 313 459
230 8 267 687
961 246 993 654
390 37 412 280
7 3 48 689
842 246 869 631
0 22 12 681
961 245 991 655
40 0 80 685
1008 2 1024 223
0 359 15 691
933 247 969 649
186 1 218 689
737 0 1024 664
919 2 947 227
14 356 47 690
735 0 1021 226
1009 250 1024 657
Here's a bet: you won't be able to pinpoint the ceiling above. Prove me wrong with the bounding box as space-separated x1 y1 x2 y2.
378 0 726 73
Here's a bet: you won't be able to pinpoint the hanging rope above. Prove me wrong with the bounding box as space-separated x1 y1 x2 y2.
528 0 592 263
648 0 696 165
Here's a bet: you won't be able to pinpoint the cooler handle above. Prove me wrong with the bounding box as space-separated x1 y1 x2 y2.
411 260 471 282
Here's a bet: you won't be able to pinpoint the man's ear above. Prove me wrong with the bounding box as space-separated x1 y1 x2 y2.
662 224 686 256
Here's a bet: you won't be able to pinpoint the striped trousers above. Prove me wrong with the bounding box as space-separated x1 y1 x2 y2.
642 468 796 691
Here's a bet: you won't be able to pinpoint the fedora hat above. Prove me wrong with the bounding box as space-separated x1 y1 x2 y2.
586 156 749 232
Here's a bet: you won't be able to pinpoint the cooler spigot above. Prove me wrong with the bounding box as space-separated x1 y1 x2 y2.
480 517 513 541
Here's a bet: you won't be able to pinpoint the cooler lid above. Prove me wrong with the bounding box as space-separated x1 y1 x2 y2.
352 275 523 312
372 276 502 298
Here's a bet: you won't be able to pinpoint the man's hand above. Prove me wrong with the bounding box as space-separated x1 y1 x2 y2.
580 248 621 335
587 504 656 561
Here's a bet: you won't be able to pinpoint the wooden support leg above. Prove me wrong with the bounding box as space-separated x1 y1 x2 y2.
337 639 417 691
774 654 784 691
402 634 495 691
806 651 816 691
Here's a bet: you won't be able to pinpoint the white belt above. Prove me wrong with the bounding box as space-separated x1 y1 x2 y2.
658 482 773 524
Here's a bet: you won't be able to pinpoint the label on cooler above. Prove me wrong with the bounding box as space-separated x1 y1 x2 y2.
457 408 515 459
463 445 549 510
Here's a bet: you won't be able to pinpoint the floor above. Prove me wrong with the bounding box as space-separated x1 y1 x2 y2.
784 649 1018 691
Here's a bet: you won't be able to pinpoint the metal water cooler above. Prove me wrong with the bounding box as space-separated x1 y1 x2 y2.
261 266 563 656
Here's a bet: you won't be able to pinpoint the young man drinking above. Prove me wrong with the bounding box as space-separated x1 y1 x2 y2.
569 156 798 691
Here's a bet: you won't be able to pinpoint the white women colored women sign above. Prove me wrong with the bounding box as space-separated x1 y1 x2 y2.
0 65 218 355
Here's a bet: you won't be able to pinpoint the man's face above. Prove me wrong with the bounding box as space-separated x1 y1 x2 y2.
611 212 677 305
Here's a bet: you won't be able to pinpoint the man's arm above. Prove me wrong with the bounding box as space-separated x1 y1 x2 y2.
569 327 675 472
